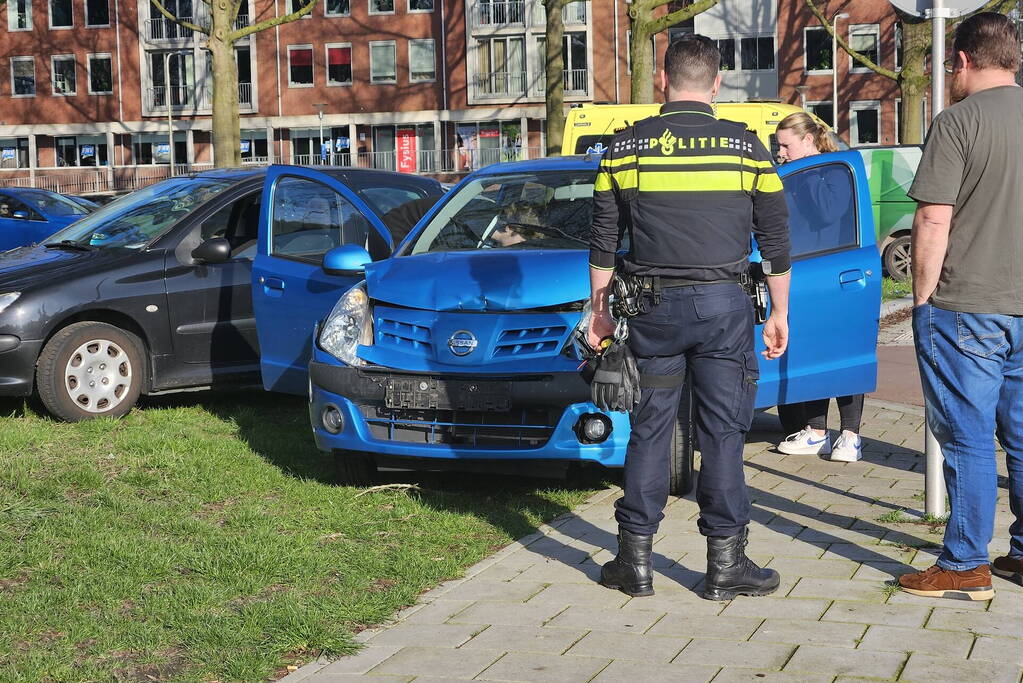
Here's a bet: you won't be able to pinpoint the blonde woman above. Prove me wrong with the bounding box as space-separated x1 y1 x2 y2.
774 112 864 463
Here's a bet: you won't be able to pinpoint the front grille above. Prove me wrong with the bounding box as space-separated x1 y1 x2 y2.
358 404 559 449
492 325 569 359
378 317 432 357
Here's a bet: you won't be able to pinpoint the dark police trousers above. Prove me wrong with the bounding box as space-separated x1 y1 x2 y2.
615 282 758 537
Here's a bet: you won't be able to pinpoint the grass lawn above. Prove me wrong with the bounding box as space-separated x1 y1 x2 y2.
0 391 607 681
882 276 912 302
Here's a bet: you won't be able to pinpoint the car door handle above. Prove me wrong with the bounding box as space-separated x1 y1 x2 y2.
261 276 285 293
839 269 865 289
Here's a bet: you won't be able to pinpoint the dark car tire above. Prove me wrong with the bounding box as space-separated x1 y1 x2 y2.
36 322 145 422
334 449 377 487
883 235 912 281
670 384 696 497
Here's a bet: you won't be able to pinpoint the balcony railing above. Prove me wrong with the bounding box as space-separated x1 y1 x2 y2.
472 71 526 98
473 0 524 27
147 84 200 110
238 82 252 107
145 16 195 41
531 68 588 97
530 1 586 26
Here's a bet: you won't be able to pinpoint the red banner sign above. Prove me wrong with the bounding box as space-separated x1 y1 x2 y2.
396 127 417 173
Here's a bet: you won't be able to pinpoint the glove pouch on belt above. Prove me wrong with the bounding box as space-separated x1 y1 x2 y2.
586 338 641 414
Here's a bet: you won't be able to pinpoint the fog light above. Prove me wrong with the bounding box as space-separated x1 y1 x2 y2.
575 413 612 444
321 404 344 434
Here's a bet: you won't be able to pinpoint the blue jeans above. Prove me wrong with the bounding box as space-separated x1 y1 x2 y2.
913 303 1023 570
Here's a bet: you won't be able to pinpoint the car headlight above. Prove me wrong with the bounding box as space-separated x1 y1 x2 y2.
0 292 20 315
563 298 592 359
319 283 373 367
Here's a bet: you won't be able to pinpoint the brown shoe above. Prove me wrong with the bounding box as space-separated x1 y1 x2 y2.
898 564 994 601
992 556 1023 586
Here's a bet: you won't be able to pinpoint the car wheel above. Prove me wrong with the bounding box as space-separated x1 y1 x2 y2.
669 383 695 497
334 449 377 487
36 321 144 422
883 235 912 281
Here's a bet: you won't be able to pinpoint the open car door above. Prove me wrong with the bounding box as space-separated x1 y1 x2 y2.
755 150 882 406
253 165 393 395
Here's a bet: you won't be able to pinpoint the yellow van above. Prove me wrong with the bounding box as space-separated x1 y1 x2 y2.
562 102 839 158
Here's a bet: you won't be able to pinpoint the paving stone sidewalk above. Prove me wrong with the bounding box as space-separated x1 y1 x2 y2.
285 400 1022 683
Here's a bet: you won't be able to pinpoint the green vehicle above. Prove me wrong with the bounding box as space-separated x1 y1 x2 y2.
859 145 922 280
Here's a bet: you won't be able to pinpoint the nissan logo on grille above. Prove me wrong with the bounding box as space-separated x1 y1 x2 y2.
447 330 478 356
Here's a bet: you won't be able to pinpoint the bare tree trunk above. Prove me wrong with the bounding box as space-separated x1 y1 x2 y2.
545 0 567 156
898 20 930 144
629 5 655 104
209 32 241 167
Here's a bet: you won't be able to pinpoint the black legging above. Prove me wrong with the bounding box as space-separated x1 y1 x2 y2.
786 395 864 434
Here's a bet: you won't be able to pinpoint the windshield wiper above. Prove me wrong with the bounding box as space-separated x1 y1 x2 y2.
44 240 95 251
504 222 588 246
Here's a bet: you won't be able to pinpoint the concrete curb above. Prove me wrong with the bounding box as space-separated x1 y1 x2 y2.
881 294 913 319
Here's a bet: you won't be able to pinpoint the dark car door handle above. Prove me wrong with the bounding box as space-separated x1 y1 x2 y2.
262 276 285 291
839 269 865 289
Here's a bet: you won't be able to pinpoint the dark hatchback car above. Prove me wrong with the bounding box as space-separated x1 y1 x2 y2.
0 167 442 421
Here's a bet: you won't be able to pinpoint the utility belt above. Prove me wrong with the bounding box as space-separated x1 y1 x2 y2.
611 263 769 324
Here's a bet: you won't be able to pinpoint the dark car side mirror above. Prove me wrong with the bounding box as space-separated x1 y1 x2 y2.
322 244 372 277
12 211 28 220
191 237 232 264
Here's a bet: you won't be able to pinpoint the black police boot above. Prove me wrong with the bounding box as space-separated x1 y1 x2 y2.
702 527 780 601
599 528 655 597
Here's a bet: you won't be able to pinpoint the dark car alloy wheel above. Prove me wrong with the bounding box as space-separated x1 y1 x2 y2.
36 321 145 422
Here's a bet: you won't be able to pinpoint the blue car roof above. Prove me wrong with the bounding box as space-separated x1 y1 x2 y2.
471 155 601 175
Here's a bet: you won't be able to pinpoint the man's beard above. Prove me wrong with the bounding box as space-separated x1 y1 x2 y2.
950 74 967 103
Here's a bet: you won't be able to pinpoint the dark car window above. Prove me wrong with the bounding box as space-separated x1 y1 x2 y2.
0 194 41 221
200 191 261 260
357 186 429 215
271 176 373 263
16 190 89 218
783 162 858 259
46 176 240 249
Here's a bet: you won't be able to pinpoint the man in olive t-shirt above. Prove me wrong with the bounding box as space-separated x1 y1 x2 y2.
898 13 1023 602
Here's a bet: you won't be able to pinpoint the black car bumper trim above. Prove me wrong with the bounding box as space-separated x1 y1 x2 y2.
0 339 41 396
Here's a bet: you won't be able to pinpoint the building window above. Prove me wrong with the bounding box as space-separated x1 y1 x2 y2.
56 135 109 167
288 45 313 87
52 55 77 95
87 54 113 94
288 0 312 16
370 41 396 84
849 24 879 72
11 57 35 96
326 44 352 85
49 0 73 27
808 101 833 128
740 36 774 71
804 27 832 73
409 39 436 82
476 36 525 95
714 38 736 71
132 133 186 165
86 0 109 25
325 0 349 16
894 24 903 71
8 0 32 31
408 0 432 10
369 0 393 14
849 100 880 146
0 138 30 168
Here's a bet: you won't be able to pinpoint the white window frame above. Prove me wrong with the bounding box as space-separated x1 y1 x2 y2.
51 54 77 96
803 26 832 75
848 23 880 74
324 0 350 17
849 100 881 147
10 56 36 98
87 53 113 95
407 0 433 13
408 38 436 83
85 0 110 27
324 42 353 86
806 100 834 129
7 0 32 31
287 44 314 88
368 0 394 15
288 0 313 18
738 34 775 72
369 40 397 84
48 0 73 29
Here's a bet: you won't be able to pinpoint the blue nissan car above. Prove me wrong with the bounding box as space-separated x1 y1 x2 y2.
251 152 881 492
0 188 92 250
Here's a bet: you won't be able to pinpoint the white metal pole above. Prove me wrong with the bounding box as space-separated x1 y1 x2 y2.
164 52 175 172
832 21 838 131
931 0 946 118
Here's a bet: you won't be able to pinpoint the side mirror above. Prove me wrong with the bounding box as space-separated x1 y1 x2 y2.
12 211 28 220
191 237 232 264
322 244 372 277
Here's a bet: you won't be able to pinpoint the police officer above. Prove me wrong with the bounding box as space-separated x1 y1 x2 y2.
588 35 791 601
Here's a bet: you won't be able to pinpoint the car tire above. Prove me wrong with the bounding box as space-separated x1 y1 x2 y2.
36 322 144 422
334 449 377 487
883 235 912 281
669 383 696 497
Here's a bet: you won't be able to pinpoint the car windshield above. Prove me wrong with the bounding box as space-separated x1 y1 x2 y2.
46 176 238 249
407 169 595 254
18 190 90 217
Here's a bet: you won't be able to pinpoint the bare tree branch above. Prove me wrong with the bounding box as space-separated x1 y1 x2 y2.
149 0 206 34
649 0 719 33
232 0 318 40
804 0 898 80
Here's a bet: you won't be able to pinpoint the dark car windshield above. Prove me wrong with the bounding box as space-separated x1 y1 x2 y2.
407 169 595 254
46 176 239 249
17 190 90 218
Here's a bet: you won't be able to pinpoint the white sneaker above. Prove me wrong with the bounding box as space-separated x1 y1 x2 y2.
830 432 863 462
777 426 831 455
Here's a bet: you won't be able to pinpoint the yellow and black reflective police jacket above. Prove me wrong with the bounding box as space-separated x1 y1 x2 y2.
589 100 791 282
